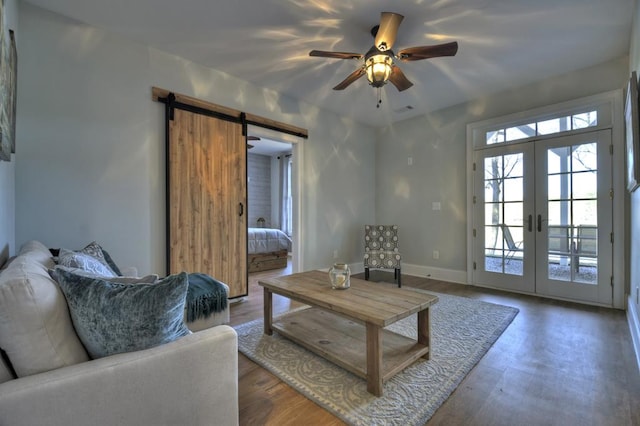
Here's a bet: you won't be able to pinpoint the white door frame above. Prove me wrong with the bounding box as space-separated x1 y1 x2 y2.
466 90 625 308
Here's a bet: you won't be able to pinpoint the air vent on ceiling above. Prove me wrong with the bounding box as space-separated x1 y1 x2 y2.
393 105 414 113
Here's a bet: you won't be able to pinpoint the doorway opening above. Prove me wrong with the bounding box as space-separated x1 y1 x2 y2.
246 126 303 274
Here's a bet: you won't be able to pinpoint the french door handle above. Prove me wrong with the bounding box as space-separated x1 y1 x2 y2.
537 214 542 232
528 214 532 232
239 202 244 217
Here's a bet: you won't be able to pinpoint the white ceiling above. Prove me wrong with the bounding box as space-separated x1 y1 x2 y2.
24 0 635 127
247 137 292 156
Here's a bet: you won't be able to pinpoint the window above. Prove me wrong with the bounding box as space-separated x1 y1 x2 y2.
486 111 598 145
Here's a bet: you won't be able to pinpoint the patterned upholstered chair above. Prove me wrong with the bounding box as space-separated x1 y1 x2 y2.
364 225 402 287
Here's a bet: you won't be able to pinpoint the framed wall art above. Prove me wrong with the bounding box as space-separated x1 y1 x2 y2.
625 70 640 192
0 0 16 162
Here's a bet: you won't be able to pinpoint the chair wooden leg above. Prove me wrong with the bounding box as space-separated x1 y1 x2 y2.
396 269 401 287
365 268 370 280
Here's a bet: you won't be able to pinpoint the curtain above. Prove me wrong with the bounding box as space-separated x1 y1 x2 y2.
279 154 293 236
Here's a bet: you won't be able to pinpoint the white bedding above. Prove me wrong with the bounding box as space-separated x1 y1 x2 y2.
248 228 292 254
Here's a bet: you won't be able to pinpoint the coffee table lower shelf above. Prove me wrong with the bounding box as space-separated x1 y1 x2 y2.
271 307 429 394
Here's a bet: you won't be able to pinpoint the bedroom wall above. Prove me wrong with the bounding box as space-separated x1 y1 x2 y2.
376 56 629 282
0 0 18 267
627 0 640 368
16 3 376 274
247 153 272 228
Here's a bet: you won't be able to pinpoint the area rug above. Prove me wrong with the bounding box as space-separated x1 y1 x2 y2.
235 290 519 426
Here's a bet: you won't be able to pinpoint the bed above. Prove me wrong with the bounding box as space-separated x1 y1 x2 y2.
248 227 292 272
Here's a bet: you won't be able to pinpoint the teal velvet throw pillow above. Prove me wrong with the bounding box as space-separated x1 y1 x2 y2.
51 269 191 359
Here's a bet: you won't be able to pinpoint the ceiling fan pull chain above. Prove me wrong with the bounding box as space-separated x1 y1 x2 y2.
377 87 382 108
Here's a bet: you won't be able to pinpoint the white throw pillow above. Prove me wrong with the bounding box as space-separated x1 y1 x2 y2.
58 248 117 277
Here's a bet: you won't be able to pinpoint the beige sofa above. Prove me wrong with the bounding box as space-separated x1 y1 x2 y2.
0 241 238 426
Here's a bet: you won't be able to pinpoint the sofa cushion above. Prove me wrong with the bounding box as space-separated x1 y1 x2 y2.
0 349 15 384
0 243 90 377
58 248 117 277
18 240 51 257
51 269 191 359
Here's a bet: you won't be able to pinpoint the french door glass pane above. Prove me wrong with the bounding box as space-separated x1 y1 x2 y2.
572 143 597 172
485 182 503 201
573 171 597 198
574 200 597 224
548 175 564 199
483 153 524 276
504 178 524 201
485 227 503 250
504 202 523 226
485 204 503 224
546 143 598 285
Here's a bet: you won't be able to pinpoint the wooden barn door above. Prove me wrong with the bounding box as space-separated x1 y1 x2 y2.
168 107 247 298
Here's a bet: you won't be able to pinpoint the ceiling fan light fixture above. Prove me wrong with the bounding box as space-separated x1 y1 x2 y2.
365 54 392 87
309 11 457 93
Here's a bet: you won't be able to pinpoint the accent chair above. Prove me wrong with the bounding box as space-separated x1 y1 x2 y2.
364 225 402 287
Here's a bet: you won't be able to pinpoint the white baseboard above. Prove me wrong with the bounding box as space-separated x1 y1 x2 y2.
347 262 466 284
402 263 467 284
348 262 365 274
627 296 640 373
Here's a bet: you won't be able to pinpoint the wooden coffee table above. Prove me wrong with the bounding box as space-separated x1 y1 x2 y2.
259 270 438 396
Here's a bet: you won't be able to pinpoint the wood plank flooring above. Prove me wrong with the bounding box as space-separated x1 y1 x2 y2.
230 265 640 426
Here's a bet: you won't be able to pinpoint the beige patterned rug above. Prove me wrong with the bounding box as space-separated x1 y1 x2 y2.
235 290 518 426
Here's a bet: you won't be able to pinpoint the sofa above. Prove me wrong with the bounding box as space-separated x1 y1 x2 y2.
0 240 239 426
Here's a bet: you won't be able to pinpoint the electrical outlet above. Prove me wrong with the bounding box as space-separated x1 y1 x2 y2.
333 250 338 259
433 250 440 260
408 157 413 166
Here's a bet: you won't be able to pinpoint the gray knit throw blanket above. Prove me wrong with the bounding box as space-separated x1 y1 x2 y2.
185 273 228 322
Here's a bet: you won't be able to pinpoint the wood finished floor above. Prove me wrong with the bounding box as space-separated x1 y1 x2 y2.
230 265 640 426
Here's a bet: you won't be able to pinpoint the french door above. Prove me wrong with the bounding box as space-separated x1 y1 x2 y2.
473 129 613 305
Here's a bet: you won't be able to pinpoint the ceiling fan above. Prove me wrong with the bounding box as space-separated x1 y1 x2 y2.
247 135 260 150
309 12 458 94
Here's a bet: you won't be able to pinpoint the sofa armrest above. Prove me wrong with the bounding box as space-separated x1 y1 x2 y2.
0 325 238 426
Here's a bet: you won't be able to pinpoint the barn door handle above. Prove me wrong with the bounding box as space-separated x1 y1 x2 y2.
239 203 244 217
537 214 542 232
528 214 532 232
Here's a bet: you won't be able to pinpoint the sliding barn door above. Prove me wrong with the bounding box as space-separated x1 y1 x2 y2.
168 108 247 298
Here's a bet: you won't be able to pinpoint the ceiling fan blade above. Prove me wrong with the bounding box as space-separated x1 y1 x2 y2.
247 136 260 141
375 12 404 51
333 67 366 90
309 50 363 60
398 41 458 61
388 66 413 92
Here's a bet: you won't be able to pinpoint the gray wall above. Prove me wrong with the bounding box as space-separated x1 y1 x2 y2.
376 57 628 279
0 0 17 266
247 153 272 228
16 3 376 274
9 2 635 302
628 0 640 355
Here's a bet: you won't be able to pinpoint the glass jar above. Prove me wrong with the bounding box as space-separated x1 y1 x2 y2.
329 263 351 290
